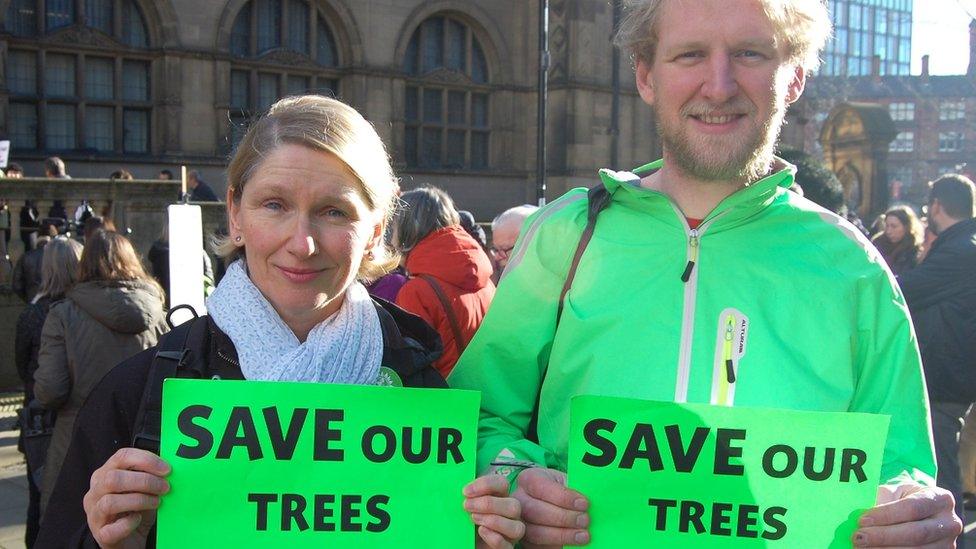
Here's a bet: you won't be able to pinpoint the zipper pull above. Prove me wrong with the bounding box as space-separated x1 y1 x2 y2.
723 315 736 383
680 230 699 282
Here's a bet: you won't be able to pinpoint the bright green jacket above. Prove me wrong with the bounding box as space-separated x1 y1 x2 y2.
449 160 936 486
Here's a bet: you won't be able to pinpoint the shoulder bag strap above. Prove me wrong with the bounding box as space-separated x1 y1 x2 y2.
418 274 468 354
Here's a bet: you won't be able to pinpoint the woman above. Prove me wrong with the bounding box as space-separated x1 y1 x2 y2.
15 236 83 548
34 230 168 517
35 96 521 549
871 205 923 275
393 187 495 378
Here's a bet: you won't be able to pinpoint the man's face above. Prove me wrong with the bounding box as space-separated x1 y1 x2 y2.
635 0 805 182
491 220 521 270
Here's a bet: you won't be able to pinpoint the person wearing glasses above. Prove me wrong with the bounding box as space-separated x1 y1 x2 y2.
489 205 537 284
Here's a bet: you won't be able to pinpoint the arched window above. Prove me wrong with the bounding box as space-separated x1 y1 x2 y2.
3 0 152 153
227 0 341 144
403 15 490 169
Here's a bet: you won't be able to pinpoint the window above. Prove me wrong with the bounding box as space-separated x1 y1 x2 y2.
888 102 914 121
4 0 153 153
889 132 913 152
227 0 341 149
403 15 491 169
939 101 965 121
939 132 964 152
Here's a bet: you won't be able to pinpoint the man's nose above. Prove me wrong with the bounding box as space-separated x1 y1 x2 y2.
701 56 739 103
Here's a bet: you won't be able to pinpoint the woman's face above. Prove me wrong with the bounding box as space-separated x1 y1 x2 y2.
228 144 382 334
884 214 907 243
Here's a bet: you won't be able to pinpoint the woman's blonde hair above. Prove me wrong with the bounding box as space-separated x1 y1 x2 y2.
36 237 83 300
614 0 832 72
214 95 400 281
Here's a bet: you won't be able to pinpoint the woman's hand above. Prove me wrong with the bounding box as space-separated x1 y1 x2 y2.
84 447 171 549
464 474 525 549
512 467 590 547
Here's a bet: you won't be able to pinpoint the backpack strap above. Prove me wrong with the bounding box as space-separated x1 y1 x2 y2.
131 316 209 454
418 274 468 354
527 184 612 443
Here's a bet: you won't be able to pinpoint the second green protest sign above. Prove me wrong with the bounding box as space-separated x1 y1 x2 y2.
157 379 479 547
568 395 889 547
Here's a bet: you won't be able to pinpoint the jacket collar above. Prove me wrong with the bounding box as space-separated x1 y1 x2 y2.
930 217 976 253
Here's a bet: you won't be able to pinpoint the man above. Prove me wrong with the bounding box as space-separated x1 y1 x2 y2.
186 169 219 202
899 174 976 546
44 156 70 179
12 222 57 303
158 169 174 180
6 163 24 178
489 205 538 282
451 0 959 547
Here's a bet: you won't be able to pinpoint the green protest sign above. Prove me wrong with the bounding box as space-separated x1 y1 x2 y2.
157 379 479 547
568 396 889 547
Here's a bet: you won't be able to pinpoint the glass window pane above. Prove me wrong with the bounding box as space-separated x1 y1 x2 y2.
121 1 148 47
313 78 338 98
286 75 308 96
231 4 251 57
257 73 278 111
423 88 442 123
5 0 37 37
255 0 281 53
421 128 441 167
46 0 74 31
472 93 488 127
8 50 37 95
471 40 488 83
122 61 149 101
230 113 249 149
446 129 465 167
287 0 309 54
404 34 419 74
85 0 112 34
448 91 465 124
421 17 444 73
45 54 76 98
404 125 418 166
230 70 250 109
9 103 38 149
405 86 419 121
85 105 114 151
471 131 488 168
46 104 77 149
446 20 466 72
316 18 337 66
123 109 148 152
85 58 114 100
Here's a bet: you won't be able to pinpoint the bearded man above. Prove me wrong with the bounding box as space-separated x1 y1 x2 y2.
453 0 959 547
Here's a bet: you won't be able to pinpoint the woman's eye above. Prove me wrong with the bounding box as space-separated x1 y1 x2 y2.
263 201 283 211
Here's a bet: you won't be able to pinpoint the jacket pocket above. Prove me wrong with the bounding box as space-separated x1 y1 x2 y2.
710 308 749 406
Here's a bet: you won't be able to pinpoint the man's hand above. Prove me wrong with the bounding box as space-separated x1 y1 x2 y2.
853 483 962 547
464 475 525 549
512 467 590 547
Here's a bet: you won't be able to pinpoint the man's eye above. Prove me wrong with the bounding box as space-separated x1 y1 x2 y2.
678 51 703 59
324 208 348 218
738 50 765 59
263 201 283 211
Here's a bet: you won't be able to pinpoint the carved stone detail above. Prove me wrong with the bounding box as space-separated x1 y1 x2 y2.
45 26 123 49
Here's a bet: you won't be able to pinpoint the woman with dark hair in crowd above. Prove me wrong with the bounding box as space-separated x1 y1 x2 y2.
15 237 83 547
871 205 924 275
393 186 495 378
35 96 522 549
33 230 168 518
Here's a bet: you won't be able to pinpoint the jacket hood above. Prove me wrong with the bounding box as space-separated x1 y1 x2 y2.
67 279 165 334
404 226 493 290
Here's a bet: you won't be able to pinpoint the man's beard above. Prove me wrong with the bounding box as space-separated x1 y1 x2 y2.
656 95 787 184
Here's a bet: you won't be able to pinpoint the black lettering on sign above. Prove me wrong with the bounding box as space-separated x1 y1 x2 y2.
341 495 363 532
581 418 617 467
176 405 214 459
247 493 278 531
281 493 310 532
665 425 708 473
736 504 760 538
762 444 798 479
678 500 706 534
263 407 308 460
313 409 344 461
840 448 867 483
710 502 734 536
362 426 396 463
620 423 663 471
216 406 263 460
366 495 392 533
402 427 432 464
761 507 788 540
803 446 836 481
714 429 746 476
647 498 677 531
438 428 464 464
313 494 336 531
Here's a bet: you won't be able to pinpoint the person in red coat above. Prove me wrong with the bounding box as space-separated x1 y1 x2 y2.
394 187 495 377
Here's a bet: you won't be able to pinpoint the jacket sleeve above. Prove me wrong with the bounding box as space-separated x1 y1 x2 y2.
395 279 440 331
14 307 34 384
448 192 585 474
34 306 72 410
850 268 937 486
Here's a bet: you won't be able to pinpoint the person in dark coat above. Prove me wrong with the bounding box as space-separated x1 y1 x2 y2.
899 174 976 544
34 95 523 549
186 170 219 202
13 222 59 303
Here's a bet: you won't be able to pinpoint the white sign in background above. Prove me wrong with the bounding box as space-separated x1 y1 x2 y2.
0 140 10 168
167 204 206 325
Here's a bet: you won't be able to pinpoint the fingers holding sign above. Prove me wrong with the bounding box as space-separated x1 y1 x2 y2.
852 483 961 548
513 467 591 547
465 475 525 549
84 447 171 549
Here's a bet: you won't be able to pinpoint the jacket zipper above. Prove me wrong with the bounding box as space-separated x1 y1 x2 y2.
713 314 736 406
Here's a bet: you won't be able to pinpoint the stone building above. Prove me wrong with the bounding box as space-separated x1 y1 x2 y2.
0 0 660 220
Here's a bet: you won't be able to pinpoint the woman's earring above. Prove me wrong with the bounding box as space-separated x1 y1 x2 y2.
365 249 375 260
234 236 242 243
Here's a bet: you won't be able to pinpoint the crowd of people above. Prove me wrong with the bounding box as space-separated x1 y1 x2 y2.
3 0 976 548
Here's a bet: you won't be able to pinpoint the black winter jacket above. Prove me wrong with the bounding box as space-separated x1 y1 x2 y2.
899 217 976 403
34 298 446 549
